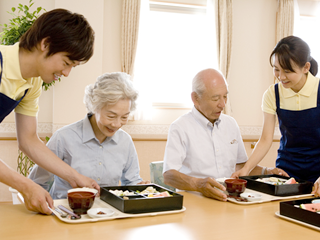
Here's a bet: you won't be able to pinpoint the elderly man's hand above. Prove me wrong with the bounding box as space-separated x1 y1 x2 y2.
266 167 289 177
312 177 320 197
195 177 227 201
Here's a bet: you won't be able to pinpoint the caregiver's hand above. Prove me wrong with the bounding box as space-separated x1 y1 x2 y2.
138 180 151 184
21 180 54 215
231 167 250 179
265 167 289 177
312 177 320 197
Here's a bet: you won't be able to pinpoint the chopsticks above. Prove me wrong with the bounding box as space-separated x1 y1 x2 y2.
58 205 81 219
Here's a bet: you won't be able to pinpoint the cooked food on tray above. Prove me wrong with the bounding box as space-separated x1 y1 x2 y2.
109 186 172 198
256 177 298 185
109 190 136 197
299 203 320 213
138 186 159 194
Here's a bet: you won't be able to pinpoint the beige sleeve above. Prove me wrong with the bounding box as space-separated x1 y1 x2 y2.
261 84 277 115
15 77 42 117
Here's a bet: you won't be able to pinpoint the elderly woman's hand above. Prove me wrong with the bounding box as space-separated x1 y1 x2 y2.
312 177 320 197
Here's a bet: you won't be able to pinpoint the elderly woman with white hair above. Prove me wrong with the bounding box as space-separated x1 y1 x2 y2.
29 72 149 199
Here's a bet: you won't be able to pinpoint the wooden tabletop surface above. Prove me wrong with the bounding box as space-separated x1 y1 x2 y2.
0 191 319 240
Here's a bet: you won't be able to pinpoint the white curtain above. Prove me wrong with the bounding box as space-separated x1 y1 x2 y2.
215 0 233 115
121 0 152 121
276 0 295 43
121 0 141 76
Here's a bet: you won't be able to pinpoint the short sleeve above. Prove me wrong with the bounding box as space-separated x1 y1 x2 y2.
261 84 277 115
15 77 43 117
163 123 187 173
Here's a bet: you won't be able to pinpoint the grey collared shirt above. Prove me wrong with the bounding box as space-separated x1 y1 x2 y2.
29 115 142 199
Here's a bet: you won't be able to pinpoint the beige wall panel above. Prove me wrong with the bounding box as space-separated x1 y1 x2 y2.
228 0 277 126
0 141 19 202
133 140 167 181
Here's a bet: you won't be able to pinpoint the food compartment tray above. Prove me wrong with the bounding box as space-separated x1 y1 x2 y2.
279 198 320 228
240 174 313 196
100 184 184 214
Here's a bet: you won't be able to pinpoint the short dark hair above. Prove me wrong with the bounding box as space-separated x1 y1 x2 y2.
269 36 318 76
19 8 94 62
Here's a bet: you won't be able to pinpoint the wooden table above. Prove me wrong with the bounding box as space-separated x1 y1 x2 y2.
0 191 318 240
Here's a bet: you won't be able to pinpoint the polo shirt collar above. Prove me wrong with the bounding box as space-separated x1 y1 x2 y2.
191 106 221 129
4 43 26 81
281 72 317 98
82 114 119 144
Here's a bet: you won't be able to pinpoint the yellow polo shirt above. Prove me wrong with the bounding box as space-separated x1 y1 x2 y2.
262 72 319 115
0 43 42 117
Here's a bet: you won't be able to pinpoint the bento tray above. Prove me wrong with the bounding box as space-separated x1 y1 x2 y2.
275 211 320 231
100 184 183 214
277 198 320 230
227 188 313 205
51 197 186 224
239 174 313 196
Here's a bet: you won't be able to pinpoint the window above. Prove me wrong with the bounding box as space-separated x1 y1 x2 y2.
296 16 320 77
134 1 217 108
295 0 320 77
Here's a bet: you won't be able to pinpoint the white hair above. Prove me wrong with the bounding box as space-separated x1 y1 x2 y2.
84 72 138 114
192 68 228 97
192 73 206 97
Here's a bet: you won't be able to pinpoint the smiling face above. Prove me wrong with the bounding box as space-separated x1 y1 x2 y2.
192 72 228 124
37 40 80 83
90 99 131 143
272 55 310 93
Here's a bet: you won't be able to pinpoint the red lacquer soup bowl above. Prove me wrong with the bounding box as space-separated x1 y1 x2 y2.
67 188 98 215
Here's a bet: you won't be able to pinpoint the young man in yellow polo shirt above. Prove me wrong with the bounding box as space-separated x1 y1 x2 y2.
0 8 99 214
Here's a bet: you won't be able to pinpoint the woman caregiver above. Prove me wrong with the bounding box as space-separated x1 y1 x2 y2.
232 36 320 197
0 9 99 214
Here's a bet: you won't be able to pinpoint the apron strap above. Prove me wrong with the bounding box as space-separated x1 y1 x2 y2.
317 81 320 105
0 51 3 83
275 83 280 109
